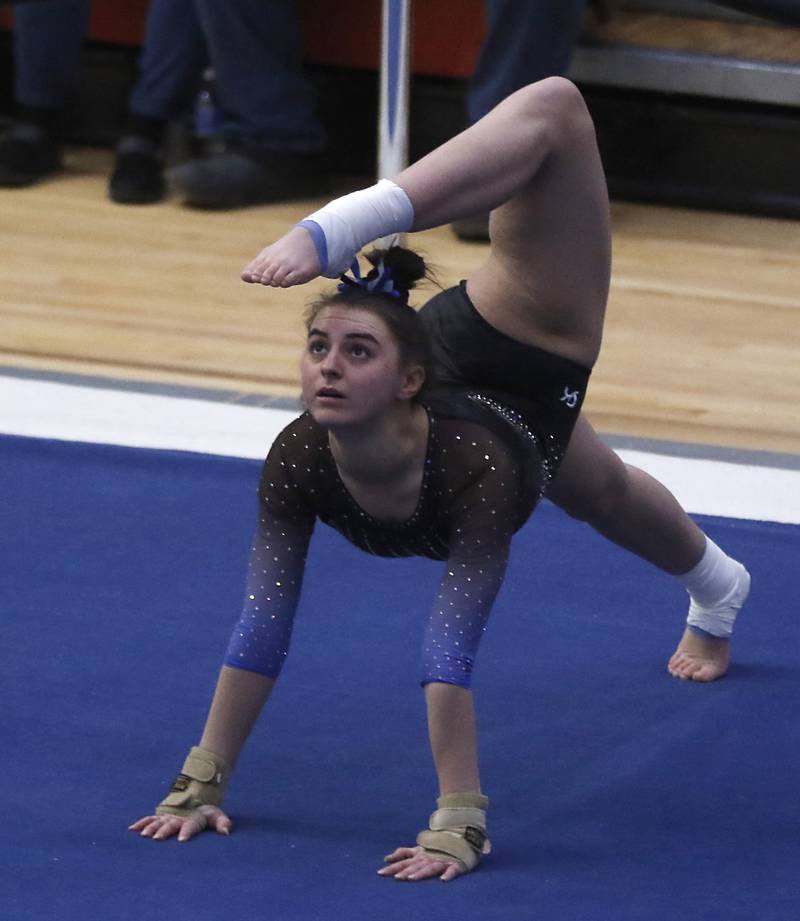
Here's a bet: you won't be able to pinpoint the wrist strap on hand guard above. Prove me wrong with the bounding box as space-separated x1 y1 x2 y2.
155 746 230 821
416 792 491 872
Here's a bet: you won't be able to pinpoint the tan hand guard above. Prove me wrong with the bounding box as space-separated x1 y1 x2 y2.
416 792 492 872
155 746 230 828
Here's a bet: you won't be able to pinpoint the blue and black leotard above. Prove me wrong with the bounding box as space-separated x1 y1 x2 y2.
224 283 591 689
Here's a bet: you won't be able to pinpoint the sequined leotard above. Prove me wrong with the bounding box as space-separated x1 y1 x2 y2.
224 282 592 688
224 390 556 688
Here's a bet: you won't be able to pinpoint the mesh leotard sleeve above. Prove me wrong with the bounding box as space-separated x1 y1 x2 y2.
223 429 316 678
419 418 524 688
223 407 538 689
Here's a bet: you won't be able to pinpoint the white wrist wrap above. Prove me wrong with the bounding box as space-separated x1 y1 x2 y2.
297 179 414 278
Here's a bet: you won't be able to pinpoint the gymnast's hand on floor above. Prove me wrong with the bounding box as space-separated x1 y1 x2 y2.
241 226 321 288
129 805 232 842
378 845 464 882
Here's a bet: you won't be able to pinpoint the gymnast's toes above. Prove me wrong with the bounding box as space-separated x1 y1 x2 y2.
243 226 321 287
668 628 730 682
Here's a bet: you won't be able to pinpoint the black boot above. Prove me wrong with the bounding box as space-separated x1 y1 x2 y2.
0 121 61 187
109 136 165 205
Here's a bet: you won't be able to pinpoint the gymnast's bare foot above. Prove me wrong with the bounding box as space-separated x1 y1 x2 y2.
667 627 730 682
241 225 320 288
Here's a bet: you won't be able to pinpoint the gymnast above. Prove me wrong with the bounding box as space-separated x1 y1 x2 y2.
130 78 750 880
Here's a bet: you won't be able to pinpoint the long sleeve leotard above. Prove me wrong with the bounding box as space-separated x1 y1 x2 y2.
224 391 548 688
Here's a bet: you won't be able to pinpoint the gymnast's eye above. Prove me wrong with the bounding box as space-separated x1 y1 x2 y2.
307 338 327 355
349 343 372 359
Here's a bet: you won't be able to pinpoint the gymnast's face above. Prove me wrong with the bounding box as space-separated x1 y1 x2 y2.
301 306 421 429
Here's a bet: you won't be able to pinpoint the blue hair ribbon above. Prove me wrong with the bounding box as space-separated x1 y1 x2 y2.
337 259 404 301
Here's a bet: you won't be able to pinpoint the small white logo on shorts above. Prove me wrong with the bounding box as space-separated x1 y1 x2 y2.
560 387 580 409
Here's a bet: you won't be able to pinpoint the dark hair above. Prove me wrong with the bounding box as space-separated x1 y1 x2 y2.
304 246 437 398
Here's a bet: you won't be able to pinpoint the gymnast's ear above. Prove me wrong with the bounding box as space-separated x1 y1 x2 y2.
398 364 426 401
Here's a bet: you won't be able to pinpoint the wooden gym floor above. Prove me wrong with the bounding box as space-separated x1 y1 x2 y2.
1 146 798 457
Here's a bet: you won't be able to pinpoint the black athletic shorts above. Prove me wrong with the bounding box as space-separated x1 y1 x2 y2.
418 280 591 466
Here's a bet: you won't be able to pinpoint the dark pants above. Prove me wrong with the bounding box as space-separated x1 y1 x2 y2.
13 0 324 150
13 0 583 143
470 0 586 123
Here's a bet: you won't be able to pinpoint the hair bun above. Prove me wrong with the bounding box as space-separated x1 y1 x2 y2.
366 246 427 294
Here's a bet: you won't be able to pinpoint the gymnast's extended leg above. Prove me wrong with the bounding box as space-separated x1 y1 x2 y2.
547 416 749 681
388 78 748 681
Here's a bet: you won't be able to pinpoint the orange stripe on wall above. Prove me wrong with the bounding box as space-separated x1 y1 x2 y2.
1 0 485 78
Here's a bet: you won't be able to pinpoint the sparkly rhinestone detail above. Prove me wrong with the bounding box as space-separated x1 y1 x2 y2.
466 392 558 492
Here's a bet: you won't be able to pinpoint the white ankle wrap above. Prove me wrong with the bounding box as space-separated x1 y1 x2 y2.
680 539 751 639
297 179 414 278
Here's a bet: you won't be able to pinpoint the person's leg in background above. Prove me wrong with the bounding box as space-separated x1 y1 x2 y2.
168 0 327 209
109 0 207 204
0 0 91 186
454 0 586 239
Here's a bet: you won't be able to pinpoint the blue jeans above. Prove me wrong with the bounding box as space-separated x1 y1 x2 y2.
469 0 586 123
13 0 91 110
13 0 325 151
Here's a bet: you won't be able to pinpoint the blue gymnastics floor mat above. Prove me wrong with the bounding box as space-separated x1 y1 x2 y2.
2 435 798 921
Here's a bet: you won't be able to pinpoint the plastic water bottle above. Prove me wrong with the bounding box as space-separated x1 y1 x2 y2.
194 68 221 152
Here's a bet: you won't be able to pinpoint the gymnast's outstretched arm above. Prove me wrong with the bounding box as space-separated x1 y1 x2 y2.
131 431 314 843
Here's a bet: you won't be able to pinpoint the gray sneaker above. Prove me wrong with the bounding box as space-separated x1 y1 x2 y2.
168 146 329 209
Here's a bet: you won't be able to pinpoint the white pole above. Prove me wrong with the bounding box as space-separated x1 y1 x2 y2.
377 0 412 248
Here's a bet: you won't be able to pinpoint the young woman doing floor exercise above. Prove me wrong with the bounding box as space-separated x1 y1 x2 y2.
131 78 749 881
